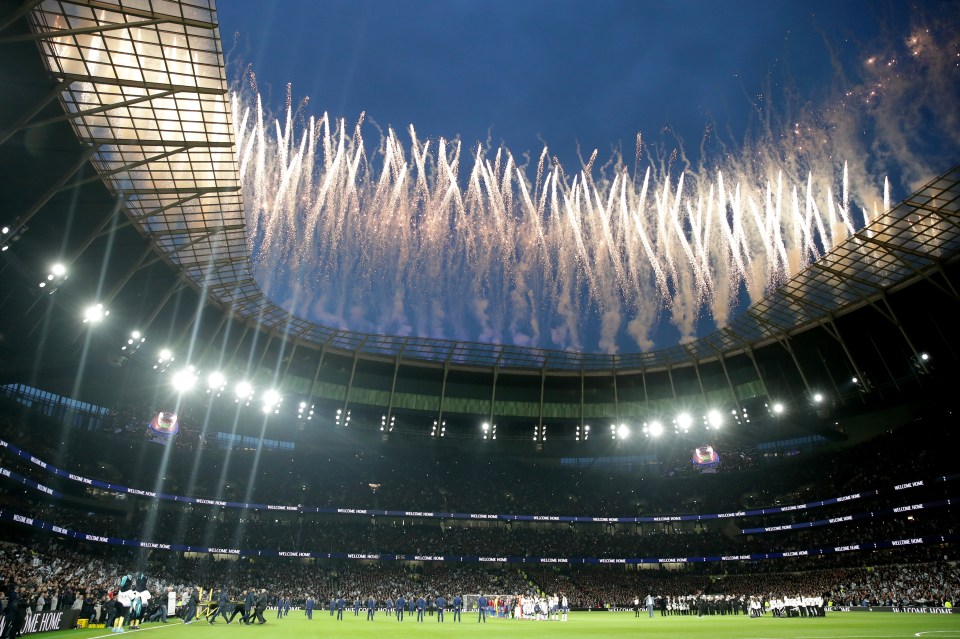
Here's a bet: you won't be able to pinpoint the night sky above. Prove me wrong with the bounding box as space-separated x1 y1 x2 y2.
217 1 959 353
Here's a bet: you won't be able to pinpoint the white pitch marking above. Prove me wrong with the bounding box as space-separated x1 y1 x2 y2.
85 622 184 639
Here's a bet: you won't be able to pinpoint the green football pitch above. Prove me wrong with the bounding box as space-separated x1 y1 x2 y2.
35 611 960 639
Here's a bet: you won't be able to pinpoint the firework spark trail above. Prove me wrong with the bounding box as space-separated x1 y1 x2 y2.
232 20 957 352
236 95 870 352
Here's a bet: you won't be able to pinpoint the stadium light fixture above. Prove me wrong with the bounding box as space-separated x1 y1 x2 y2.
172 367 197 393
261 389 282 413
123 331 145 354
51 263 66 277
154 348 174 372
772 402 785 415
82 303 108 324
812 392 824 403
617 424 630 439
207 371 226 392
676 413 693 431
911 352 932 374
648 421 664 437
235 381 253 401
707 410 723 429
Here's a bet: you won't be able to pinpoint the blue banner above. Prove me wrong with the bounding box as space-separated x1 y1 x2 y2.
740 498 953 534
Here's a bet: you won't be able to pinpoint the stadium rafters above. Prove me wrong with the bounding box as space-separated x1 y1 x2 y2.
21 0 960 374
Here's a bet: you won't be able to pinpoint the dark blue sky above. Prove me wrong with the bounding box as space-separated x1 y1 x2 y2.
218 1 956 353
222 1 896 168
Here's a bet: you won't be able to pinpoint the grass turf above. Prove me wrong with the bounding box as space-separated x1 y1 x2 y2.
32 611 960 639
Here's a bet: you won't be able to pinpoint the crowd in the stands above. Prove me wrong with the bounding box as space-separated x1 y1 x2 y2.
0 538 955 618
0 482 952 561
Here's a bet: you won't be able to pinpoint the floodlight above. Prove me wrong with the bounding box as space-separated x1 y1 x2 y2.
920 352 930 361
617 424 630 439
207 371 226 390
262 389 282 407
1 226 8 234
676 413 693 429
51 263 66 277
131 330 142 340
772 402 785 415
812 392 824 403
648 421 664 437
83 303 107 324
172 368 197 393
707 410 723 428
235 381 253 399
158 348 173 362
482 422 489 431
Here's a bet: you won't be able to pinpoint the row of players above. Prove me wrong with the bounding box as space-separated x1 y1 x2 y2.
209 592 571 623
210 591 825 623
632 594 827 617
89 576 824 635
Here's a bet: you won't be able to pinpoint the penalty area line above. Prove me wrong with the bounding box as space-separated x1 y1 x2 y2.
85 623 185 639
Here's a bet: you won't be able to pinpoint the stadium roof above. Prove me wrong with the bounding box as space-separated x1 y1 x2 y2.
19 0 960 374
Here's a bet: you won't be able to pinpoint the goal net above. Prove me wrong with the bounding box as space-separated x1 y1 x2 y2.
464 593 513 613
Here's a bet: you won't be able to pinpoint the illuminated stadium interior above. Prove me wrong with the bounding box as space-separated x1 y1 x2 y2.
0 0 958 623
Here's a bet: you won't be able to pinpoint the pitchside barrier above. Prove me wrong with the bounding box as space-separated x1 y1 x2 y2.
0 609 80 636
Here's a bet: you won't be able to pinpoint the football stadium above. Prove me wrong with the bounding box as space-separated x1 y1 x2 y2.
0 1 958 638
